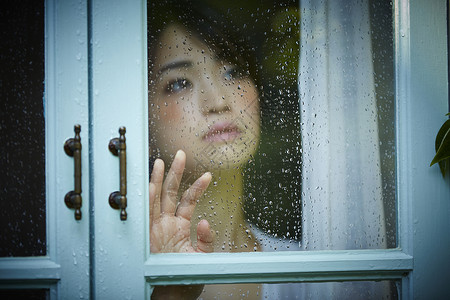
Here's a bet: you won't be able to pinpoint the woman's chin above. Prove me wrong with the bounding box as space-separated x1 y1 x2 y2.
185 149 256 174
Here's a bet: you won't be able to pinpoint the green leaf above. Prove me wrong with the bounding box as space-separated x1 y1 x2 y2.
430 117 450 177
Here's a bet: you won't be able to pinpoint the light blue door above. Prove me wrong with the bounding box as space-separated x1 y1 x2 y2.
89 0 148 298
1 0 449 299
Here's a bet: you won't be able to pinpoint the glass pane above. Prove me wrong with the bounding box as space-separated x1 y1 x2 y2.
0 0 46 256
298 0 396 250
151 281 399 299
370 0 396 248
148 0 396 253
0 289 49 300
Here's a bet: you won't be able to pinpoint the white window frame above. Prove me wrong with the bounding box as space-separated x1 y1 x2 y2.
145 0 450 298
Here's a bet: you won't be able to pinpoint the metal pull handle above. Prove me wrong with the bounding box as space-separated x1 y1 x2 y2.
108 127 127 221
64 124 82 220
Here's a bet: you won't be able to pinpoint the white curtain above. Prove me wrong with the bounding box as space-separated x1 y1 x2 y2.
297 0 390 298
299 0 386 251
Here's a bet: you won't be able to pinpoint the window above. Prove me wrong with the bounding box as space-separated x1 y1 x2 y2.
147 0 401 298
0 0 448 298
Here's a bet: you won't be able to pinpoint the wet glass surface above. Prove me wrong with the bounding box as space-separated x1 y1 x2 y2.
152 280 399 299
0 289 49 300
298 0 396 250
0 0 46 256
147 0 395 254
370 0 396 248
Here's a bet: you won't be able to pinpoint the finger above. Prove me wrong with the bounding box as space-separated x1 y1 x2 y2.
176 172 212 220
161 150 186 215
196 219 215 253
149 182 155 232
150 158 164 222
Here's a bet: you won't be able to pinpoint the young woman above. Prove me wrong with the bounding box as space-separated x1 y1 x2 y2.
148 21 261 254
148 3 263 250
147 2 270 298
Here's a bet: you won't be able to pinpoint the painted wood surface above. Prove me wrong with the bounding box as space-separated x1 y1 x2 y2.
407 0 450 298
90 0 149 298
146 250 412 285
50 0 90 297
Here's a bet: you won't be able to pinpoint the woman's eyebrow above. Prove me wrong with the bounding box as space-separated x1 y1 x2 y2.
157 60 192 74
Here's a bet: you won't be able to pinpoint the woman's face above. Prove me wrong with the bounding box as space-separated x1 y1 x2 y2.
149 24 260 174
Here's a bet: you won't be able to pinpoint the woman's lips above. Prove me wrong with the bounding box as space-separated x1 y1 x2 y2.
203 121 241 142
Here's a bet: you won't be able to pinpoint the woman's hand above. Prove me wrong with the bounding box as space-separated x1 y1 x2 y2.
150 150 214 254
150 150 213 299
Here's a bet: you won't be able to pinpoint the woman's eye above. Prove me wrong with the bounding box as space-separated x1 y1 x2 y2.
223 66 244 81
165 78 191 94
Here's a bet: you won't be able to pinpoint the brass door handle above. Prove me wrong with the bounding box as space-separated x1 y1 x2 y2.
108 127 127 221
64 125 82 220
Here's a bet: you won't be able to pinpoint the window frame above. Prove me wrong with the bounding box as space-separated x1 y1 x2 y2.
145 0 450 298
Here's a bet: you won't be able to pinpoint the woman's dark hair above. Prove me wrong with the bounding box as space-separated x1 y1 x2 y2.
147 0 259 87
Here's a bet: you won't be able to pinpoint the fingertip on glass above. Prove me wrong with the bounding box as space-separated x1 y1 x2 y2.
175 149 185 159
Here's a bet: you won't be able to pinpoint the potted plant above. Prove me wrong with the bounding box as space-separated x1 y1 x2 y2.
430 113 450 177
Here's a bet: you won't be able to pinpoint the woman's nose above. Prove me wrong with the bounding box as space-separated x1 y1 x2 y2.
200 80 232 115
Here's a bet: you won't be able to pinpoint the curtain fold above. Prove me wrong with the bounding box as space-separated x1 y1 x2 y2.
297 0 390 297
299 0 386 251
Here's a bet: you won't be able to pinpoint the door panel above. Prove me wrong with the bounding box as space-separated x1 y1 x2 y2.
90 0 148 298
48 0 90 297
0 0 90 298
